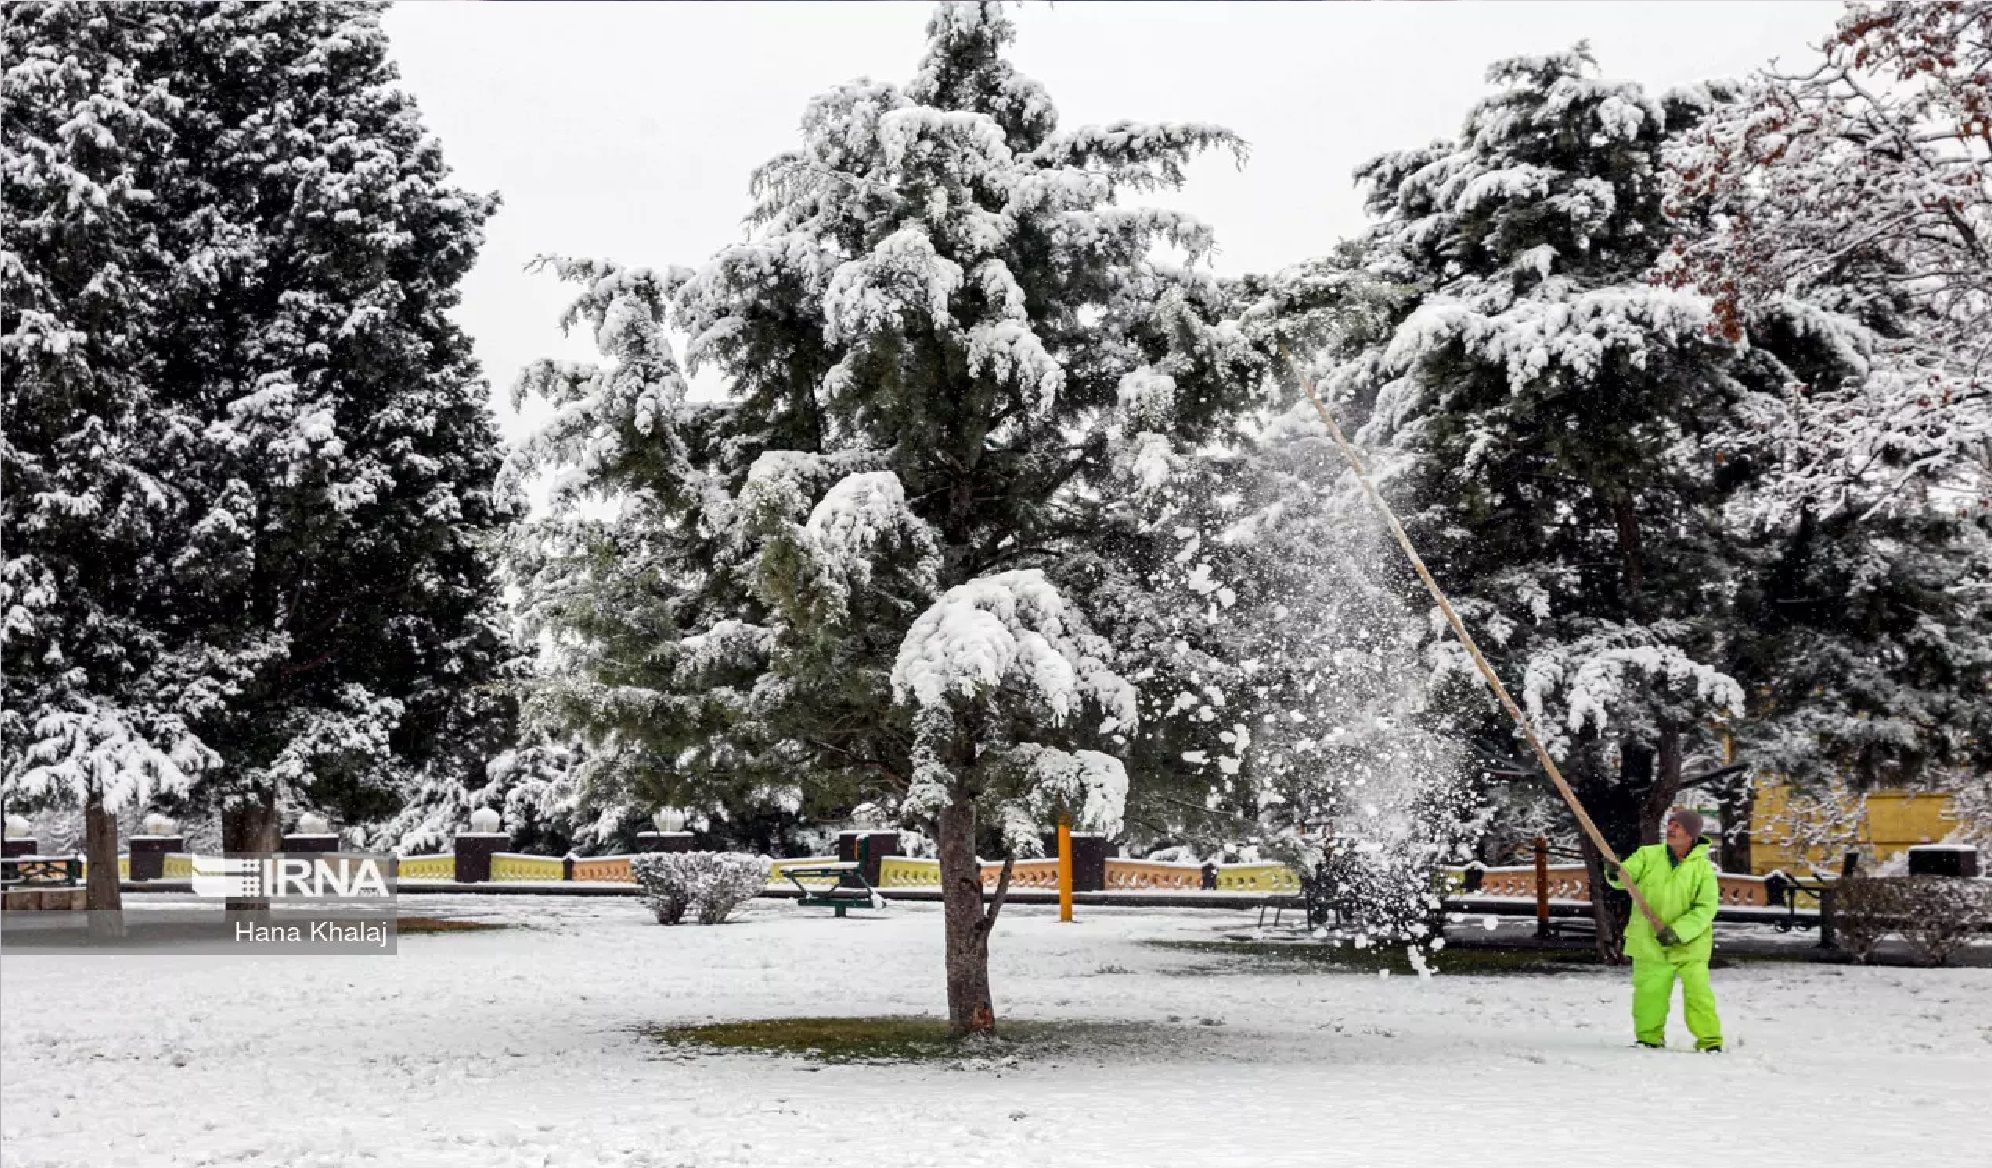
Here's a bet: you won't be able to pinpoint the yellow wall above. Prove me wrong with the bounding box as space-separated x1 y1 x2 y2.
1749 782 1957 875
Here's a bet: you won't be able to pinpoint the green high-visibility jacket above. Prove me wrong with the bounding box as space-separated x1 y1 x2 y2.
1606 837 1719 963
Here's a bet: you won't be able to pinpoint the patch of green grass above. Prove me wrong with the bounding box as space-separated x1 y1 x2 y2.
643 1015 1152 1064
396 916 508 934
1149 938 1602 977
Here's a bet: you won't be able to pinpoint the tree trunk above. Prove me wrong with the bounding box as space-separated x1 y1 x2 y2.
84 787 125 940
1638 726 1685 845
222 796 280 919
1718 780 1754 873
936 791 1000 1037
1580 837 1625 964
1576 741 1653 964
1611 492 1646 610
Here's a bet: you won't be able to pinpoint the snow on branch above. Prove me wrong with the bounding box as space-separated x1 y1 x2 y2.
802 471 941 598
891 569 1134 726
1520 627 1744 759
7 699 214 811
994 742 1129 850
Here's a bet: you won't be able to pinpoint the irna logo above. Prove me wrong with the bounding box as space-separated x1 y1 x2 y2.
189 853 392 900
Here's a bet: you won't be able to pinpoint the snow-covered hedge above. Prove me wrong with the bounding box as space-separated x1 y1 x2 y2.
631 852 769 925
1834 876 1991 966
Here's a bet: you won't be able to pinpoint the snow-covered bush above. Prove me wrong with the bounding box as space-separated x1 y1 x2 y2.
1834 875 1991 966
1832 876 1904 963
631 852 769 925
1897 877 1991 968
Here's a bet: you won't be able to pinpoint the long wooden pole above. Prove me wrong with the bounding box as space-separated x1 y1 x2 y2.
1288 354 1667 934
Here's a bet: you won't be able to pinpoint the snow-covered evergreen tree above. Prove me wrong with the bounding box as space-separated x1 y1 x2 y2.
1298 47 1771 957
2 2 220 928
2 2 512 875
510 2 1251 1033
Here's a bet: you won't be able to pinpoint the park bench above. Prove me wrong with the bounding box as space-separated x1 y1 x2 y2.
1 855 86 911
781 861 882 918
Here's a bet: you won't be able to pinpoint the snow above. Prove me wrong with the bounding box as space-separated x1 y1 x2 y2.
1004 743 1130 842
803 471 937 589
12 701 214 811
891 569 1135 727
1381 284 1720 394
3 895 1987 1167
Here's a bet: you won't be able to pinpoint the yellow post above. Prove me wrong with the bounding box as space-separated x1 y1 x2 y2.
1057 818 1074 923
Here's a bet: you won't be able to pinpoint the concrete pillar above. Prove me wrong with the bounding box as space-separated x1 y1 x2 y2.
1040 831 1107 891
453 808 507 884
838 831 900 886
282 812 340 855
3 813 36 858
635 831 694 853
128 835 186 880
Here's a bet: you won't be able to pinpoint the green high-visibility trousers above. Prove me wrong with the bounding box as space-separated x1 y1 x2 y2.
1631 956 1723 1049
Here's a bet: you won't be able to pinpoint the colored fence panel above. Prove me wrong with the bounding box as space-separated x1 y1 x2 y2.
491 853 565 881
1214 863 1301 893
73 856 132 881
768 857 840 884
877 857 941 888
397 853 456 880
979 859 1060 889
571 855 633 883
1103 859 1204 890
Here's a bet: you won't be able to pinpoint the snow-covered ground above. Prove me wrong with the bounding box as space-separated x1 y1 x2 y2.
3 895 1986 1167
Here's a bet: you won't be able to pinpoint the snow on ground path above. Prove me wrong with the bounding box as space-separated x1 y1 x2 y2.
2 896 1986 1167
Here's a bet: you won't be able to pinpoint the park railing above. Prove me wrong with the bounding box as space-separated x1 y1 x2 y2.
1449 862 1807 908
83 837 1830 912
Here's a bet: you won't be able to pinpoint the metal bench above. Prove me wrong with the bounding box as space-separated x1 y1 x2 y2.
781 861 882 918
1 855 82 888
1 855 86 911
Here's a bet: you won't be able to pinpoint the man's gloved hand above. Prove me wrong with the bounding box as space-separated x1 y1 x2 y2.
1656 926 1682 947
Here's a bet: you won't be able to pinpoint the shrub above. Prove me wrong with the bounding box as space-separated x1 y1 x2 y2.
632 852 770 926
1831 876 1903 963
1833 875 1991 965
1898 877 1990 967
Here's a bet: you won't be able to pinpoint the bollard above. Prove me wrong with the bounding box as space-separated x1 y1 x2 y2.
1056 820 1074 923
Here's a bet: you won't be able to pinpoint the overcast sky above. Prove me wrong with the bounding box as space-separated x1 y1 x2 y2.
379 0 1842 442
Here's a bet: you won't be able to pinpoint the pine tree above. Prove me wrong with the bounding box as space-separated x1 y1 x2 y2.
2 2 512 898
511 2 1250 1033
1308 47 1775 957
5 2 217 929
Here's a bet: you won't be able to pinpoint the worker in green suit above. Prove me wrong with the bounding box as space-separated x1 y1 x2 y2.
1607 807 1724 1051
